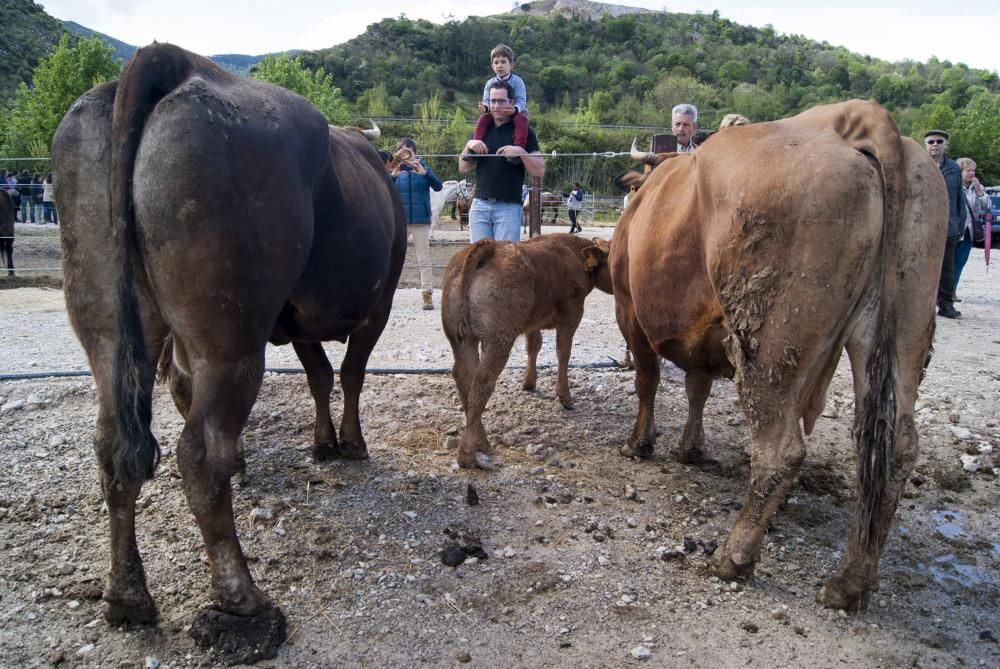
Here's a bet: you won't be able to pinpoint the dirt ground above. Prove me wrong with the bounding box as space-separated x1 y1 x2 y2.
0 236 998 668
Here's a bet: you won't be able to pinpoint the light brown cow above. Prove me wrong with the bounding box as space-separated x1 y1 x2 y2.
611 100 943 610
442 233 612 469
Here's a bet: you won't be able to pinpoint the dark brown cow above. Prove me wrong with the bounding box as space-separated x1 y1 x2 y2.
52 44 405 664
0 189 12 276
611 100 942 610
441 233 612 469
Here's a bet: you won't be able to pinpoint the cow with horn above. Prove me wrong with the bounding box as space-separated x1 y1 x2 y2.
52 43 406 664
611 100 943 610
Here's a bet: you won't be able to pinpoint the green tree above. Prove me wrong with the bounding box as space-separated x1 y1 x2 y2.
0 34 119 157
251 54 352 124
357 83 390 116
717 59 749 84
950 93 1000 183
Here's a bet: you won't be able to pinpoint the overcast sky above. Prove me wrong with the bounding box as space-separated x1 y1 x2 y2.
38 0 999 72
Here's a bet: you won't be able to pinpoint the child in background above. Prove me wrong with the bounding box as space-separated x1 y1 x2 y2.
472 44 528 150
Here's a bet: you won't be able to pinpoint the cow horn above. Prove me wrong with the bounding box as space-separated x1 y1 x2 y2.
362 120 381 141
630 137 653 164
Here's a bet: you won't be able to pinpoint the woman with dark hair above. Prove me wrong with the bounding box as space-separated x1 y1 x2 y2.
31 172 44 223
391 137 443 310
1 170 19 221
0 189 13 276
16 170 32 223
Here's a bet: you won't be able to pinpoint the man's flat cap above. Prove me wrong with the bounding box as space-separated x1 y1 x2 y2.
924 129 949 140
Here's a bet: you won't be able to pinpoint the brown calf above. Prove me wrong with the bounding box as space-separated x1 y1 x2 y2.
441 233 612 469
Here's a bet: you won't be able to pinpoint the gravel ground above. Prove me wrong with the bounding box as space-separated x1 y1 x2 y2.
0 239 998 669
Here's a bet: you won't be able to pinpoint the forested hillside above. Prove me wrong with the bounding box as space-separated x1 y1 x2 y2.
298 4 1000 182
301 8 998 125
0 0 67 99
3 1 998 184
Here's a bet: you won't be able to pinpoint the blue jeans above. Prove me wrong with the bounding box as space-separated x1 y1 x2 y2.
469 199 522 242
953 231 973 293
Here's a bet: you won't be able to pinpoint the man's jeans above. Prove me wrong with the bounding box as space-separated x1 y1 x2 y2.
469 199 522 242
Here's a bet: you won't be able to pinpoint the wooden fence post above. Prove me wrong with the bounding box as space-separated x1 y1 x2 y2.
528 175 542 238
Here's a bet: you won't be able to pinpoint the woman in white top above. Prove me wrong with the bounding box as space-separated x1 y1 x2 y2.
42 172 57 225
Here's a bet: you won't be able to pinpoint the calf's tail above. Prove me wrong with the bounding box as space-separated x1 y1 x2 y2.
448 240 495 341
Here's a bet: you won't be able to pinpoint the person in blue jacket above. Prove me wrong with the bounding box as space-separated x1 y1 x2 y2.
392 138 443 310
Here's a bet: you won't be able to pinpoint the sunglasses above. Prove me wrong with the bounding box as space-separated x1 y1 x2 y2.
925 138 946 145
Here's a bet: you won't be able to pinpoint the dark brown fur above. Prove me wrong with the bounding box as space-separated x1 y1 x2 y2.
53 43 406 663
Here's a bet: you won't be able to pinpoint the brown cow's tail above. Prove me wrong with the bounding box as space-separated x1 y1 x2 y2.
448 240 496 341
110 44 197 486
833 101 908 550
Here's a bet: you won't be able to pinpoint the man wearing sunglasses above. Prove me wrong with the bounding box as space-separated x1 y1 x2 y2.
459 80 544 242
925 129 965 320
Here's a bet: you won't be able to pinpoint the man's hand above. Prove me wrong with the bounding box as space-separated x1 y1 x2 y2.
495 145 526 158
462 140 488 156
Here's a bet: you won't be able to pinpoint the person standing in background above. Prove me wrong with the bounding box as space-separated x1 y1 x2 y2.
42 172 57 225
952 157 990 301
924 130 964 320
392 138 443 310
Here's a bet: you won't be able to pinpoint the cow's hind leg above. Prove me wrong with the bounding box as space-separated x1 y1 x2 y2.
94 401 159 626
677 370 712 463
336 302 395 460
293 342 339 460
522 330 542 393
458 335 516 469
89 330 164 626
710 417 806 580
818 324 927 610
179 352 286 664
450 335 480 415
620 320 659 458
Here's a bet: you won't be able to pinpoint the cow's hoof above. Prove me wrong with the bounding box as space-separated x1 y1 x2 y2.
708 551 756 581
311 441 339 462
335 440 369 460
559 397 575 410
104 594 158 627
521 380 536 392
190 606 287 665
817 575 870 611
675 446 705 464
619 440 654 459
315 440 369 461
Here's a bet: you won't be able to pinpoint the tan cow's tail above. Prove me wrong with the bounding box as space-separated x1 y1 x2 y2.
831 101 908 550
109 44 196 486
447 240 496 341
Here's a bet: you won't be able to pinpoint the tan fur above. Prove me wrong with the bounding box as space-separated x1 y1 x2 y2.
441 233 613 468
610 100 943 610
